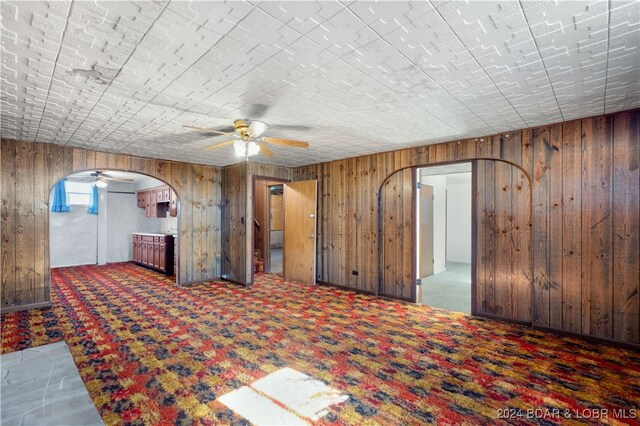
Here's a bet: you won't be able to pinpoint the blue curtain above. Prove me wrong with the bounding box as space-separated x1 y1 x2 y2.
87 185 99 215
51 179 71 212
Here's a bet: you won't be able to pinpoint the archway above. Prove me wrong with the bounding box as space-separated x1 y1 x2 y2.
49 169 181 285
378 159 533 324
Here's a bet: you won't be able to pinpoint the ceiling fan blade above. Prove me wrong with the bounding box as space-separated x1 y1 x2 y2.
258 143 274 157
205 140 236 151
105 177 134 182
183 125 235 136
262 137 310 148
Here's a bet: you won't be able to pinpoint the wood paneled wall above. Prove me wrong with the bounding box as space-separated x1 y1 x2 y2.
1 139 222 312
221 162 290 285
293 110 639 345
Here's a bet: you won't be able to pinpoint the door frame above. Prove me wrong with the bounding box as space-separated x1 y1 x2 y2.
251 176 289 285
414 165 472 310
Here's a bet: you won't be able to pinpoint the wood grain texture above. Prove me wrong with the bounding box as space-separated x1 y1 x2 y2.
283 180 317 284
561 120 583 333
293 110 639 344
612 110 640 343
581 115 614 338
1 140 221 311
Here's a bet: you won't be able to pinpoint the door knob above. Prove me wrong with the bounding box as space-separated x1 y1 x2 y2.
308 233 316 239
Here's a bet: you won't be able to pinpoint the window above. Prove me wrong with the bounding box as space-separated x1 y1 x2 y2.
66 181 93 205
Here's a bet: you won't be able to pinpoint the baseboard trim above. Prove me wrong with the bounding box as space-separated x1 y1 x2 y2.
179 277 221 287
317 280 376 296
220 277 251 288
473 312 531 326
533 325 640 351
1 301 51 314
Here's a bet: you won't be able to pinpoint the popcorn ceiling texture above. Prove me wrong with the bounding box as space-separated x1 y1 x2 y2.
1 1 639 167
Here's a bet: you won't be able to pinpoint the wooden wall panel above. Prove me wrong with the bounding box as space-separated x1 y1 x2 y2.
220 162 291 285
1 140 222 312
561 120 583 332
379 167 414 301
612 110 640 343
221 163 247 284
293 109 640 345
581 116 614 338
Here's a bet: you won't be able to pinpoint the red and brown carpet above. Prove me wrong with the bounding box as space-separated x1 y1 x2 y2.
2 263 639 425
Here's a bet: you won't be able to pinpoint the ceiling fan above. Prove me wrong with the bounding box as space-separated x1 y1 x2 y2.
184 119 310 158
87 171 134 188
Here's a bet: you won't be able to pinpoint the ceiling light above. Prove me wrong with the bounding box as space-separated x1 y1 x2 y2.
247 141 260 156
249 120 268 137
94 179 108 188
233 140 246 157
233 140 260 158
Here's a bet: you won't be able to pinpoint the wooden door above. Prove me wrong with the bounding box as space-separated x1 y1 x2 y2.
419 184 434 279
283 180 317 284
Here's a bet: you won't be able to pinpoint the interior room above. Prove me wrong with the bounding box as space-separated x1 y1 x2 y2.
1 1 639 425
418 164 472 313
50 171 178 277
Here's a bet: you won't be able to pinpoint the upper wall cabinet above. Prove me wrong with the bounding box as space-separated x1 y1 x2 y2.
138 185 177 218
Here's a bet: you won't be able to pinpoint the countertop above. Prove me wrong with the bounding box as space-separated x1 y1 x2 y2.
132 232 175 237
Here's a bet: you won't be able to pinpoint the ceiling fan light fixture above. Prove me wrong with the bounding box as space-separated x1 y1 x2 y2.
94 179 108 188
247 141 260 156
233 140 246 157
248 120 268 137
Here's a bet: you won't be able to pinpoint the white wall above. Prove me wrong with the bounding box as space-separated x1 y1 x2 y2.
420 175 446 274
446 173 472 263
106 182 160 263
50 198 98 268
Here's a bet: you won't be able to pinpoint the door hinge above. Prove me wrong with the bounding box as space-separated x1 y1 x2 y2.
416 279 422 286
416 182 422 189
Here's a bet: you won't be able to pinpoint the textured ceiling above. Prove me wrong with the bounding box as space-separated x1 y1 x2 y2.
1 1 638 167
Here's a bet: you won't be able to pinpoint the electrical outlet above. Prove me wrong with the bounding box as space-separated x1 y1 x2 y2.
352 270 359 276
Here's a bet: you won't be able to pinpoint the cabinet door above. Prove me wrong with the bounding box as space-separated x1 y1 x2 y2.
163 187 170 202
150 195 157 217
154 243 160 268
157 189 163 202
134 239 140 262
158 243 166 272
141 242 147 264
170 190 177 217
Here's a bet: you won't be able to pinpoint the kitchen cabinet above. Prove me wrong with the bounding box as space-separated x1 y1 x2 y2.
137 185 174 218
169 189 177 217
132 233 174 275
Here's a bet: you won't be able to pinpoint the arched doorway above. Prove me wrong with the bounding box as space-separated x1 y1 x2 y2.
378 159 533 324
49 170 181 284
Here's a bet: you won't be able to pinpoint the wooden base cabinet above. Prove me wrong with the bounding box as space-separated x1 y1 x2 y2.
132 234 174 275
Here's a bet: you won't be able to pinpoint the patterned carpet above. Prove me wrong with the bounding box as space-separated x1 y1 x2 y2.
2 263 639 425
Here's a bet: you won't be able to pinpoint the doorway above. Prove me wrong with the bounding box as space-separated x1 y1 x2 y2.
417 163 472 313
49 170 180 284
252 178 317 285
252 178 288 275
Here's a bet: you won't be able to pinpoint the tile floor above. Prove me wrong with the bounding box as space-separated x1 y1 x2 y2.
218 367 348 424
1 341 103 425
